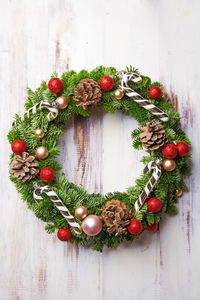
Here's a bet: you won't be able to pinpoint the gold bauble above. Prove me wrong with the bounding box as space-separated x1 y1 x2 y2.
75 206 88 220
35 128 45 139
162 159 176 171
117 70 127 75
176 189 183 197
113 89 124 100
35 146 49 159
55 96 69 109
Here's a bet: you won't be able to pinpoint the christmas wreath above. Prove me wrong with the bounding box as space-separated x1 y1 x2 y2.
8 66 191 251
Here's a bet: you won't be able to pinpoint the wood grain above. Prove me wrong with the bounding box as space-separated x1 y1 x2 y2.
1 0 200 299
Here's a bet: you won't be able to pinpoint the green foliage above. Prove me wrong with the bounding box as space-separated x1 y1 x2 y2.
7 66 192 251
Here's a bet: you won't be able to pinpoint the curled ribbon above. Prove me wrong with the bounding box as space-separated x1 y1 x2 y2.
117 72 169 122
33 183 82 234
132 159 162 216
12 100 58 126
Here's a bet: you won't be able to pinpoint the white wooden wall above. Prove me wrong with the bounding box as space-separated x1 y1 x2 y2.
1 0 200 299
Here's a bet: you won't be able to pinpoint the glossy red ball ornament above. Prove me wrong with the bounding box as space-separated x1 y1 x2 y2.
146 223 158 231
162 144 178 159
57 227 72 241
40 167 55 183
147 197 162 212
128 219 143 235
176 142 190 157
11 140 27 154
99 76 114 91
149 86 162 99
48 78 63 93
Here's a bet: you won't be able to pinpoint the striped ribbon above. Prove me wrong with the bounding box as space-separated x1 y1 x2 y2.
118 72 169 122
132 159 162 216
12 100 58 126
33 183 82 234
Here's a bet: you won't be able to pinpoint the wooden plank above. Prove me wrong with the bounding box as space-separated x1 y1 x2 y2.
156 1 200 299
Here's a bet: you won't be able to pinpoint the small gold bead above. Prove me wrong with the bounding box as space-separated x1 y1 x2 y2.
75 206 88 220
35 128 45 139
55 96 69 109
162 159 176 172
117 70 127 75
113 89 124 100
176 189 183 197
35 146 48 159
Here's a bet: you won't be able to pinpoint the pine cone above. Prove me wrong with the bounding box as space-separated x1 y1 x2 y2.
139 120 168 150
73 78 102 110
102 200 130 236
10 152 39 182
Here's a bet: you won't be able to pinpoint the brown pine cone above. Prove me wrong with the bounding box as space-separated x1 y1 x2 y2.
73 78 102 110
102 200 130 236
10 152 39 182
139 120 168 150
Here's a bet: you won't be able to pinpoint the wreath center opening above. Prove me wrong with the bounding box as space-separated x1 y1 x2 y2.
58 110 145 194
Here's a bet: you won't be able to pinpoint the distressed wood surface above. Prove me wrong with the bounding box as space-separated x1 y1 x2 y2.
1 0 200 299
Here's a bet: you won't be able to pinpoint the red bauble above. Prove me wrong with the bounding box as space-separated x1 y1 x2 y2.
40 167 55 182
48 78 63 93
11 140 27 154
146 223 158 231
176 142 190 157
128 219 143 235
147 197 162 212
99 76 114 91
162 144 178 159
57 227 72 241
149 86 162 99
